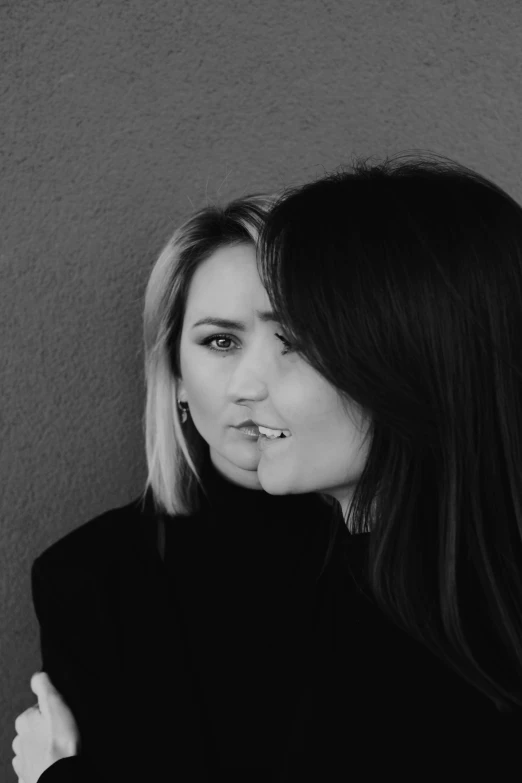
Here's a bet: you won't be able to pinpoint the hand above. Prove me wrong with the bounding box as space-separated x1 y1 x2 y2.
12 672 80 783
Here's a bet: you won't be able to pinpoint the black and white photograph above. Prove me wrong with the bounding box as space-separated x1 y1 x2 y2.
2 1 522 780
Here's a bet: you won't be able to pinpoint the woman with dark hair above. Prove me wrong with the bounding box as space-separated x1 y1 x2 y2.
12 194 339 783
250 150 522 776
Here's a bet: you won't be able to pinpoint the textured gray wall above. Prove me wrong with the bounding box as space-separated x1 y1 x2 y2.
2 0 522 777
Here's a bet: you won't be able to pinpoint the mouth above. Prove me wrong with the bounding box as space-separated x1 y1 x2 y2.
235 420 292 441
258 429 291 440
257 430 292 452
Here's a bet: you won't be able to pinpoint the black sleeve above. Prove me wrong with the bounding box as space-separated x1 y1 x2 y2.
31 554 123 783
37 756 91 783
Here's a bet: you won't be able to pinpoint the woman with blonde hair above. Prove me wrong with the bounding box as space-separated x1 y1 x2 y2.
13 194 339 782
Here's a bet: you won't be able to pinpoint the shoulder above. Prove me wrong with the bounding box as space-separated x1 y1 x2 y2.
33 495 156 578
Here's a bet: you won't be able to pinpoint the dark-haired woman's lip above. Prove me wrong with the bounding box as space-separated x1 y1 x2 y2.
257 433 292 452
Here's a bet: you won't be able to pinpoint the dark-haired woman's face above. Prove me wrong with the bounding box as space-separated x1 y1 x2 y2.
178 242 370 509
247 334 371 517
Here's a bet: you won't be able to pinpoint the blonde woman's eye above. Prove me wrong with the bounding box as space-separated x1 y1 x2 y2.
200 334 237 353
200 332 294 356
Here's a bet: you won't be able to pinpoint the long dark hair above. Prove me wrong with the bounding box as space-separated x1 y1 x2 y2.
257 151 522 714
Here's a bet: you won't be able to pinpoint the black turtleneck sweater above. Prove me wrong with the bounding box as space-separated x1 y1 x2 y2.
33 458 521 782
163 456 339 776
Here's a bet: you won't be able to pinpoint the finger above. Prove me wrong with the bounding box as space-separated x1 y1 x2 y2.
12 758 26 783
15 705 40 735
30 671 56 717
14 711 29 734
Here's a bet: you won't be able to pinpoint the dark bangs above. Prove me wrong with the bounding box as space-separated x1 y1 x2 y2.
257 154 522 434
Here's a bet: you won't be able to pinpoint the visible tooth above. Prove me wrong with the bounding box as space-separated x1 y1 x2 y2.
258 425 292 441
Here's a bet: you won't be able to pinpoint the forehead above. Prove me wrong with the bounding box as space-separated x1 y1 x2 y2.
185 243 270 315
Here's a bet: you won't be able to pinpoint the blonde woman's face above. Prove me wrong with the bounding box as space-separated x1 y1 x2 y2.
178 242 370 509
178 243 278 489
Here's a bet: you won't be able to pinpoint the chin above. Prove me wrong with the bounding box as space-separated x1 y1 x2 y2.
257 465 293 496
229 447 261 470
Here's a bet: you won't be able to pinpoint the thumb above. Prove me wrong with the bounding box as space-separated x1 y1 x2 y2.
30 671 59 718
30 671 80 756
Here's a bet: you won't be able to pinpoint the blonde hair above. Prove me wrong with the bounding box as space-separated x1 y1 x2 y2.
140 193 280 517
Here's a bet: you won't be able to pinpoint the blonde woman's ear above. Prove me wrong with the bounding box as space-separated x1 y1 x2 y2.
175 377 187 403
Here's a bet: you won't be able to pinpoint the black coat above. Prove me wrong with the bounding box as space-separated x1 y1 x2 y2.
35 461 521 782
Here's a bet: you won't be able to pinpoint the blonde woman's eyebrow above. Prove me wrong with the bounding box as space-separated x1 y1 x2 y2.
191 311 277 330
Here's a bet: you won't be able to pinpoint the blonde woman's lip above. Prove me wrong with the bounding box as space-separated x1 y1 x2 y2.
235 419 259 429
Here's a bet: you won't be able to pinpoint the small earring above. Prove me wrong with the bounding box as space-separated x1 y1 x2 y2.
178 399 189 424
